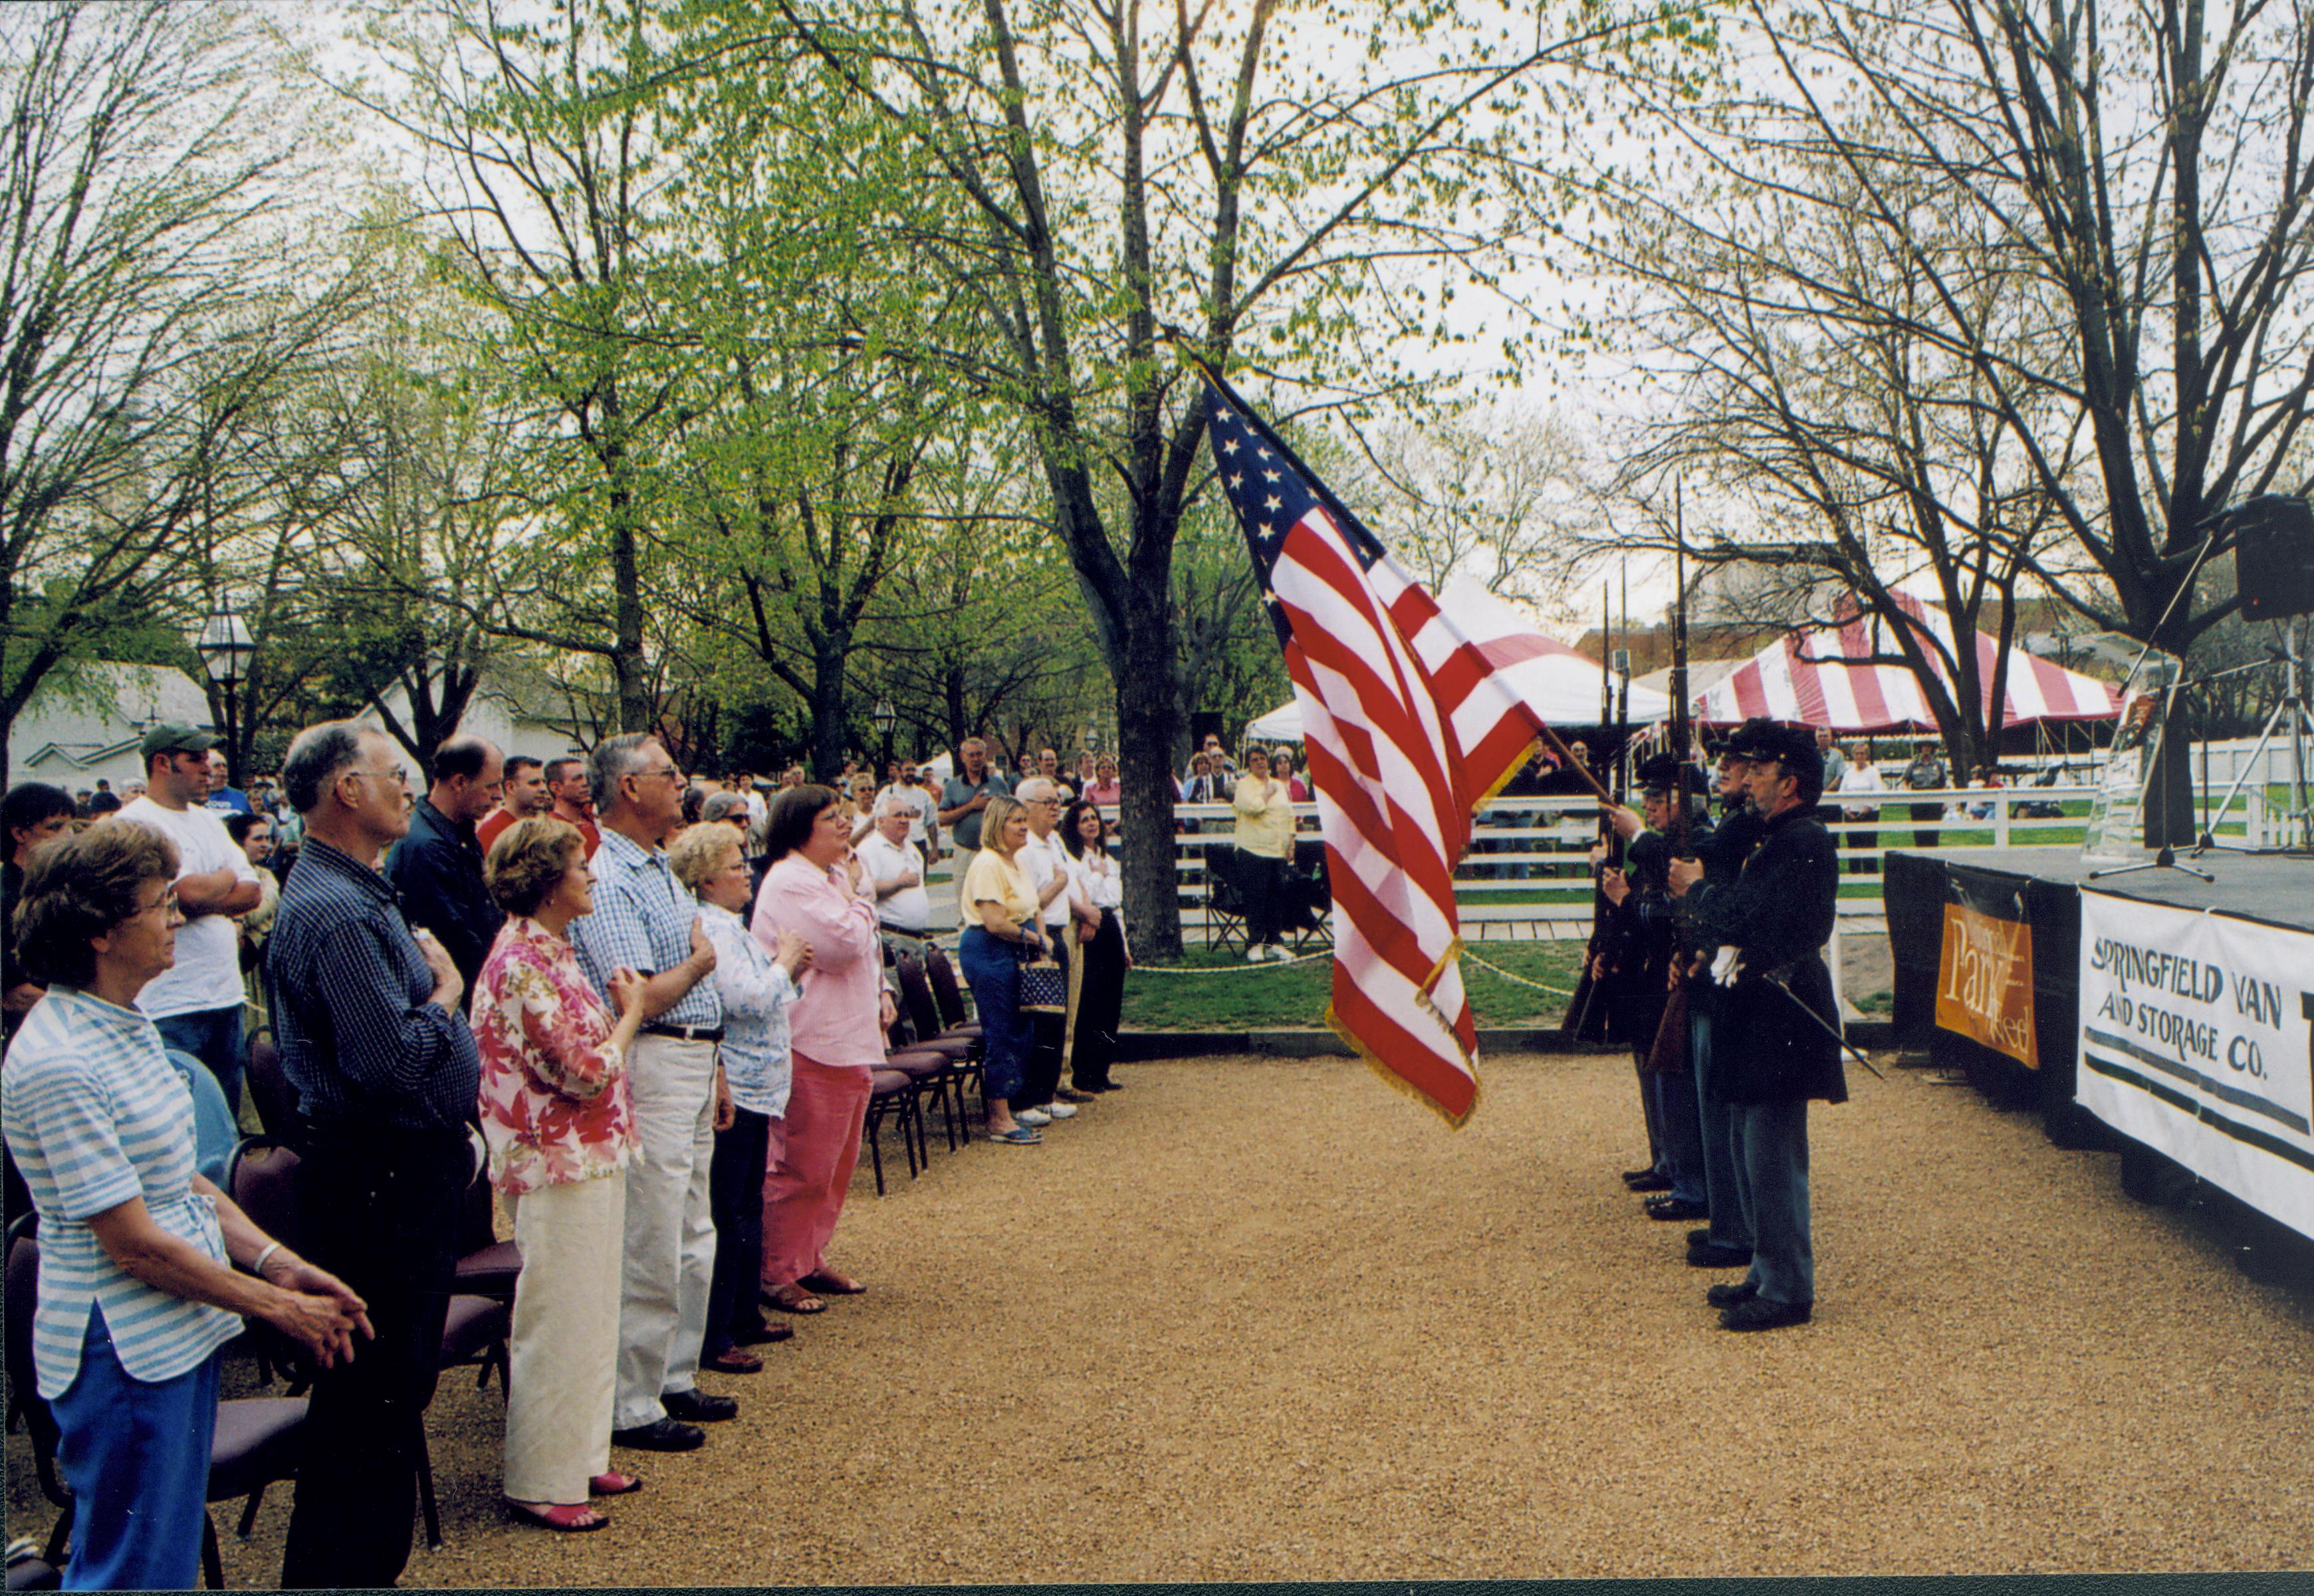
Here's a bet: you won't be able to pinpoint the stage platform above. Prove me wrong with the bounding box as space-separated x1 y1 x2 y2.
1885 846 2314 1270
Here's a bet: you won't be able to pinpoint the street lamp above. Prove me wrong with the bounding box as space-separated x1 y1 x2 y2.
195 601 255 784
871 697 897 778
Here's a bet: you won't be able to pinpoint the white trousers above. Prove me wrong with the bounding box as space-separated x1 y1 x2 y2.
503 1171 626 1504
614 1036 719 1430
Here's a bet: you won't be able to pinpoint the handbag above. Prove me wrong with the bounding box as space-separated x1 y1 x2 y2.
1018 954 1068 1013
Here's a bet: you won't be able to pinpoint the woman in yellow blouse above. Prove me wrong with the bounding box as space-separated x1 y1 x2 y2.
957 796 1046 1143
1230 745 1296 963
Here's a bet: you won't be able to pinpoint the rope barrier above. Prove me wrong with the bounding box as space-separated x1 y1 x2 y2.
1127 947 1579 999
1458 951 1579 999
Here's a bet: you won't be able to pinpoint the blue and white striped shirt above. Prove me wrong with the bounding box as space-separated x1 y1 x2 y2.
1 988 239 1396
570 829 721 1030
697 905 799 1117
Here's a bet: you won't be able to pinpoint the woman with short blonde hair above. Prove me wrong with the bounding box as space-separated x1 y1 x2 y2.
665 824 809 1368
957 794 1045 1143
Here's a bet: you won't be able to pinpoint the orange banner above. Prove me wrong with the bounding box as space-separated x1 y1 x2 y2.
1936 902 2038 1068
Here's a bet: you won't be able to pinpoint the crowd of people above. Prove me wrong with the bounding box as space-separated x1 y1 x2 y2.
0 718 1169 1585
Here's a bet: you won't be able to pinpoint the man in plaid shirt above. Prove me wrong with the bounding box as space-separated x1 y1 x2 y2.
569 734 731 1452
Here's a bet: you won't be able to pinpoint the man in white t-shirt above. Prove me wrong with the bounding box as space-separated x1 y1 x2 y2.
873 760 939 860
115 723 262 1109
856 796 932 944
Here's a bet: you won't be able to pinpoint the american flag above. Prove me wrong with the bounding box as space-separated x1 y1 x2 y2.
1203 380 1549 1125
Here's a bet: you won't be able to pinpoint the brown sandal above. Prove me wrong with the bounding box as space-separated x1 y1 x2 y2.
798 1268 865 1296
762 1283 826 1315
702 1346 762 1374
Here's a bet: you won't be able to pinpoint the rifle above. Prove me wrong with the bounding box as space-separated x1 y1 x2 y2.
1565 584 1621 1041
1643 485 1700 1076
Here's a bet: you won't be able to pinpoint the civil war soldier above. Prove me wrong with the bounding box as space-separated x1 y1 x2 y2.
1598 752 1719 1225
1668 721 1845 1332
1678 727 1774 1271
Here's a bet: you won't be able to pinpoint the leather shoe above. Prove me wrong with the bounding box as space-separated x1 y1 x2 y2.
735 1319 794 1345
1686 1227 1712 1246
1645 1197 1710 1221
1720 1296 1811 1331
1687 1241 1754 1268
661 1389 739 1423
1621 1168 1672 1191
610 1418 705 1452
1705 1279 1758 1309
1054 1085 1096 1103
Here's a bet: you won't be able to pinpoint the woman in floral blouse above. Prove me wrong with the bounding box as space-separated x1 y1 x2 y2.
475 817 649 1534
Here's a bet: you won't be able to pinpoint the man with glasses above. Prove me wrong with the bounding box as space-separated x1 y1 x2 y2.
116 724 261 1110
873 759 938 862
384 736 507 994
266 722 481 1585
568 734 733 1452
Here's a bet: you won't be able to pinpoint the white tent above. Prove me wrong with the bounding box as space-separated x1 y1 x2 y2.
1244 577 1668 742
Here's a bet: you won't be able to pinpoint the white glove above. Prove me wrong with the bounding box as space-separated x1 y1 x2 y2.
1710 947 1742 987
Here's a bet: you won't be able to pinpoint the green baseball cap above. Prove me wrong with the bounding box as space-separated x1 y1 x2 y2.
140 722 221 759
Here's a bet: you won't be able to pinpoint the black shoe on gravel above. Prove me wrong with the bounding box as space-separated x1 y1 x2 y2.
612 1418 705 1452
1720 1297 1810 1332
1688 1242 1754 1268
662 1389 739 1423
1705 1279 1758 1310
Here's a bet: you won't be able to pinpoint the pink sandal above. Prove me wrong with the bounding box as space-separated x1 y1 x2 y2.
590 1472 643 1497
509 1500 611 1532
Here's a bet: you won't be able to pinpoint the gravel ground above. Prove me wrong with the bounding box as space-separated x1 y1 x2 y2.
11 1050 2314 1583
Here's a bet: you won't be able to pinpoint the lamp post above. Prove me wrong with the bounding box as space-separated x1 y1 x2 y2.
194 601 255 785
871 697 897 781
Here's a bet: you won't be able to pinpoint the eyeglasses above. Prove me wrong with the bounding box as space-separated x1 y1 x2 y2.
634 765 683 784
346 768 409 789
134 889 179 920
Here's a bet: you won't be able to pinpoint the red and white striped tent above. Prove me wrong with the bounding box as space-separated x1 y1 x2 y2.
1696 593 2121 731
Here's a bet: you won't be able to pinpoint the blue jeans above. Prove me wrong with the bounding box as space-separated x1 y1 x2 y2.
51 1310 220 1590
155 1004 244 1115
1692 1011 1752 1250
958 927 1030 1104
1735 1099 1813 1305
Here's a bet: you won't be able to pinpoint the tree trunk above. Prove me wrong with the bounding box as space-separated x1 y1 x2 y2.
1116 580 1185 961
808 634 849 784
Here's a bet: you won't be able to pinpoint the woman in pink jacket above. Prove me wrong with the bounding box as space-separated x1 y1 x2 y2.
751 784 889 1315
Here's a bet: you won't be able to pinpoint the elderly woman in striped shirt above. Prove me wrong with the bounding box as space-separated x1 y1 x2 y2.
1 822 369 1589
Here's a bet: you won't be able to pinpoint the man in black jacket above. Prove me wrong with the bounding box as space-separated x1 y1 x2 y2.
1669 721 1845 1331
1601 753 1718 1225
1681 734 1771 1270
383 735 507 993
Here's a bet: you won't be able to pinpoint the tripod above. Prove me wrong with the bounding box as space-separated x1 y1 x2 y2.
2191 620 2314 856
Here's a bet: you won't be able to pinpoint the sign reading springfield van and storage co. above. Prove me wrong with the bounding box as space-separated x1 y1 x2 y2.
2077 892 2314 1240
1935 901 2038 1068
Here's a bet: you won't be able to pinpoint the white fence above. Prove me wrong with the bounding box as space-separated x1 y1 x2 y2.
1161 783 2283 943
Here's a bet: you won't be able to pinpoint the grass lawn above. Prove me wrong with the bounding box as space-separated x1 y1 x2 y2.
1120 940 1589 1031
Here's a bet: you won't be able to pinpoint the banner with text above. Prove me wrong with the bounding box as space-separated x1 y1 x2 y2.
2077 892 2314 1240
1936 901 2038 1068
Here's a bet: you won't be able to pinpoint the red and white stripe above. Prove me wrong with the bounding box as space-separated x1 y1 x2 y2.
1696 593 2121 731
1271 507 1556 1125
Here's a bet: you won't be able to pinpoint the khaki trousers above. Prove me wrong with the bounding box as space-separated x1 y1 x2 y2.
503 1171 627 1504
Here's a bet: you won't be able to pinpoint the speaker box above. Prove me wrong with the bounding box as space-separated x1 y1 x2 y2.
2234 495 2314 623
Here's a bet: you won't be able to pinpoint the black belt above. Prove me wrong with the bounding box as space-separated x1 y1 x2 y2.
641 1022 724 1043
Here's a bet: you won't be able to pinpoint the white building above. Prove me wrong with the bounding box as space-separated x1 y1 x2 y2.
9 663 212 794
352 663 592 785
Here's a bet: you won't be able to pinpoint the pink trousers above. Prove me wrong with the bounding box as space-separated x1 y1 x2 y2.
760 1054 873 1289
